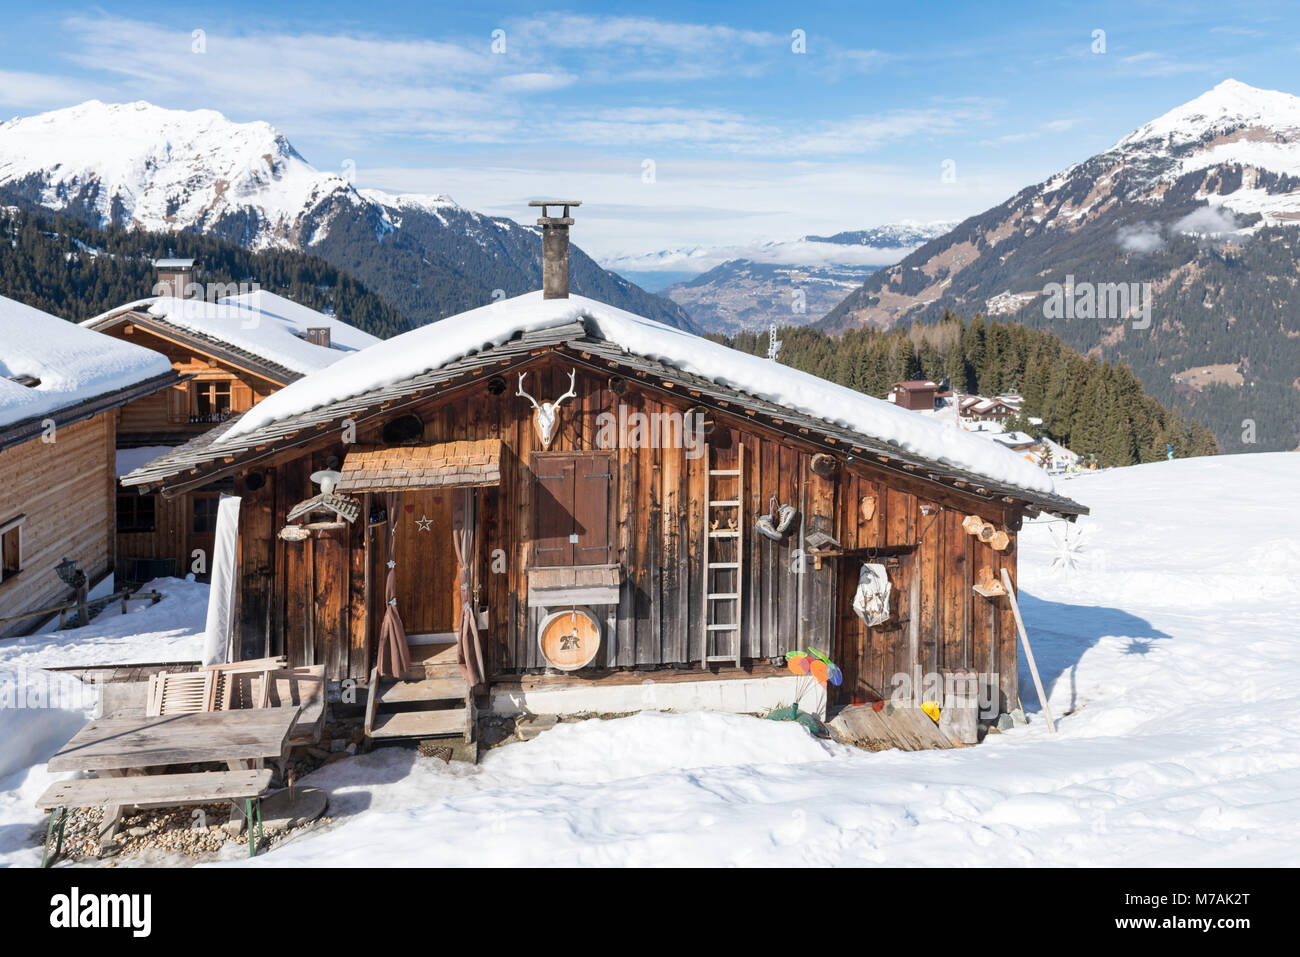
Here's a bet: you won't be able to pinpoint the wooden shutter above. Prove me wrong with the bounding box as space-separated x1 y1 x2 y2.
533 456 575 567
167 383 190 423
532 453 614 568
573 454 613 565
231 380 254 412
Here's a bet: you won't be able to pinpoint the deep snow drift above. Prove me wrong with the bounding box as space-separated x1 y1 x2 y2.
2 454 1296 867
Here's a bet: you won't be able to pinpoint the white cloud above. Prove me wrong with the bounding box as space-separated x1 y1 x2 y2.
1117 222 1165 254
0 71 96 111
493 73 577 93
603 235 943 274
1173 206 1241 236
361 152 1024 260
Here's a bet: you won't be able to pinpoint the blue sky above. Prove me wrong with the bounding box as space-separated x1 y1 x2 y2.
1 1 1297 259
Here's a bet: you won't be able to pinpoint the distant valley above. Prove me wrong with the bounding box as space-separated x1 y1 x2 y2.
604 222 953 335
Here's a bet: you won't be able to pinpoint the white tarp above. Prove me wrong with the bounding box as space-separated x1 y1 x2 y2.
852 563 892 627
201 494 241 666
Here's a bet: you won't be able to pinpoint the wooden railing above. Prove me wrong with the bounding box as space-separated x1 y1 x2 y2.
0 589 163 633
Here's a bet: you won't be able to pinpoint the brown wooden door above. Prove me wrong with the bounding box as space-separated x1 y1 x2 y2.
393 490 458 635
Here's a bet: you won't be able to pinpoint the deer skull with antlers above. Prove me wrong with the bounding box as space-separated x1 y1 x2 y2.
517 369 577 448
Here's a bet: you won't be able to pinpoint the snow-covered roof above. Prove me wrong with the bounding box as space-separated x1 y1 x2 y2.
221 292 1058 496
0 295 174 430
85 290 381 379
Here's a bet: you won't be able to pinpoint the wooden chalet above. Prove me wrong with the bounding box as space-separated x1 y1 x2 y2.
123 204 1086 744
0 295 179 637
84 262 380 584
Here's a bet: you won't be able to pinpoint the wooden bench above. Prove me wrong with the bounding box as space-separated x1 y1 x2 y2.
36 768 273 867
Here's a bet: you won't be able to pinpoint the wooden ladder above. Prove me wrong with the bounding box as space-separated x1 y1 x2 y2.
702 442 743 668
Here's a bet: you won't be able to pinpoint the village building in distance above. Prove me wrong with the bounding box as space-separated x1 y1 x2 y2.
82 260 381 584
887 380 1080 474
0 295 179 636
123 204 1087 749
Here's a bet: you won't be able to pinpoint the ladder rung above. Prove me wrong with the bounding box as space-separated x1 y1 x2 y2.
709 500 740 507
707 593 739 600
706 623 739 631
709 469 741 476
707 562 739 569
709 530 739 537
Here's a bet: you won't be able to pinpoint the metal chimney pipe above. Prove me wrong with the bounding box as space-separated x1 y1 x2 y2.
529 200 581 299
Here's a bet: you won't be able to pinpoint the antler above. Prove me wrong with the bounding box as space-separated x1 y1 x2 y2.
516 372 541 410
552 369 578 409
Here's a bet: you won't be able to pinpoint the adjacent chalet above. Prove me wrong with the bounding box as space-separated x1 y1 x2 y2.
957 394 1023 426
0 295 178 636
123 205 1086 745
84 260 380 583
889 380 942 412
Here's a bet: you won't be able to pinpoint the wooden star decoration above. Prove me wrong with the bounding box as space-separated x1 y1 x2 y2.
415 514 433 532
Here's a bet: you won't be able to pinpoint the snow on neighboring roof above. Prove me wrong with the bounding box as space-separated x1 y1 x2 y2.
222 292 1058 496
154 258 194 268
0 295 173 429
117 445 175 478
85 290 381 377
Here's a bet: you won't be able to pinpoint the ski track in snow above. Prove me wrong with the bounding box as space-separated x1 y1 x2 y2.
2 454 1298 867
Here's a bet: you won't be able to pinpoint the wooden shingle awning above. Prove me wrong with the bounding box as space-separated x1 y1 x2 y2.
527 564 623 608
335 439 502 492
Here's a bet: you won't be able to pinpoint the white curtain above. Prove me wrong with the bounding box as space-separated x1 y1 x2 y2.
201 494 242 666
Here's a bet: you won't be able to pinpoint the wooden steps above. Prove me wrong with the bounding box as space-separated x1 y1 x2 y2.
375 675 467 705
369 709 467 740
364 658 476 745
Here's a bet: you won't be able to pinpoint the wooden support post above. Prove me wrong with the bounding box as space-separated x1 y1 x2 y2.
1000 567 1055 733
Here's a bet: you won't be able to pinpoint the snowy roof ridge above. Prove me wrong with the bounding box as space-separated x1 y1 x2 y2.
0 294 175 431
218 291 1060 497
84 290 381 378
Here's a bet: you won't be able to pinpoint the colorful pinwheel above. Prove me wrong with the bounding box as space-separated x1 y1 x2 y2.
785 647 842 688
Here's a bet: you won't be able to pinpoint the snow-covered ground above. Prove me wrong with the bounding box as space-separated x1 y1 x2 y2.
0 577 206 865
0 577 207 672
2 454 1298 867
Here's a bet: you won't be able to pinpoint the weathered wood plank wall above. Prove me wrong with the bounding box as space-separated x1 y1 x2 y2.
231 354 1022 707
0 412 116 636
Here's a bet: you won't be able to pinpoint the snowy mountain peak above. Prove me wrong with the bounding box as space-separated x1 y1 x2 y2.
1029 79 1300 227
0 99 457 250
1116 79 1300 150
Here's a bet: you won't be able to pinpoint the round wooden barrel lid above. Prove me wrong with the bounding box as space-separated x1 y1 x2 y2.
538 608 601 671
